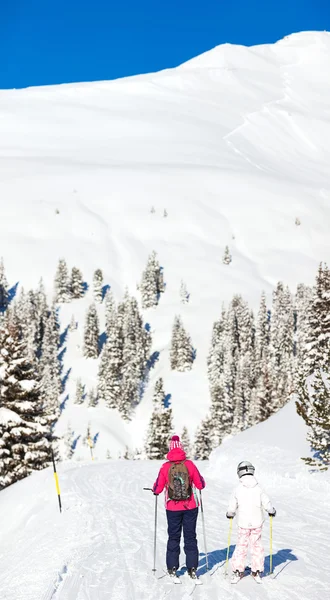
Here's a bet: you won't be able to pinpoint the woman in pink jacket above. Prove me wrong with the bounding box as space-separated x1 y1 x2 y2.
153 435 205 580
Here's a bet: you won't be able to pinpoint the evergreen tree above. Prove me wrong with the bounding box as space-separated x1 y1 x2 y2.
180 280 189 304
140 251 165 309
87 388 98 408
170 316 194 372
294 283 312 361
0 326 53 488
70 267 85 299
270 283 295 411
54 258 70 303
69 315 77 332
64 424 75 459
93 269 104 303
83 304 99 358
181 426 192 457
105 289 116 336
74 378 85 405
296 369 330 470
303 264 330 376
39 305 61 421
222 246 232 265
194 417 213 459
145 378 173 459
0 258 9 312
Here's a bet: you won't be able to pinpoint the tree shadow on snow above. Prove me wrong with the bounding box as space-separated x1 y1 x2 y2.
60 394 69 414
61 368 71 392
72 435 81 451
265 548 298 578
60 325 69 348
58 347 67 374
93 432 99 445
8 282 19 304
102 284 110 300
99 331 107 353
82 281 88 294
164 393 172 408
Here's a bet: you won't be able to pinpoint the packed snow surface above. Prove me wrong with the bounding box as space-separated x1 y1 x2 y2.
0 401 329 599
1 31 330 454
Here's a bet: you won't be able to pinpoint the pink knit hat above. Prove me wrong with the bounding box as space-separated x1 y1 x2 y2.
169 435 183 451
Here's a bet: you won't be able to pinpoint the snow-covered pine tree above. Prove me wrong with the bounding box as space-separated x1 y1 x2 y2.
145 378 173 459
69 315 77 332
83 304 99 358
296 369 330 470
163 209 168 218
87 388 98 408
105 289 116 336
181 426 192 457
194 417 213 459
222 246 232 265
270 283 295 411
74 378 85 404
140 251 165 309
0 258 9 312
93 269 104 303
0 325 53 487
70 267 85 299
64 423 75 459
294 283 313 361
170 316 194 372
54 258 71 303
150 206 155 214
303 264 330 376
39 305 61 421
180 280 189 304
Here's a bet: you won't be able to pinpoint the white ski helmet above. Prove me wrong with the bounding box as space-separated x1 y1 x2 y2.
237 461 255 478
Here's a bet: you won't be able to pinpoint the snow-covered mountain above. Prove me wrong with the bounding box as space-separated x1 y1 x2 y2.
0 400 329 599
1 31 330 456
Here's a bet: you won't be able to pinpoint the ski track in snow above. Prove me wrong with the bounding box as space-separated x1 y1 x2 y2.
0 404 329 600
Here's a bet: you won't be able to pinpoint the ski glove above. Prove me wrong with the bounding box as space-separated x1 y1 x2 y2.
226 512 235 519
268 508 276 517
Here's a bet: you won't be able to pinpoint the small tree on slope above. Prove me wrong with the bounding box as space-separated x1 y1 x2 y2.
54 258 71 303
296 369 330 470
93 269 104 303
83 304 99 358
0 258 9 312
70 267 85 299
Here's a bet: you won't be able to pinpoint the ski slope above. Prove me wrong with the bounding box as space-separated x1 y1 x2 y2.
1 31 330 455
0 401 329 600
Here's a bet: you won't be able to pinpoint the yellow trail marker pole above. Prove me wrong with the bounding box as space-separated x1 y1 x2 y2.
87 436 94 461
269 516 273 575
225 518 233 577
51 449 62 513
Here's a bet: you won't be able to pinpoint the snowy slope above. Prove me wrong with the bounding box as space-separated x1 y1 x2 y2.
0 401 329 600
1 31 330 454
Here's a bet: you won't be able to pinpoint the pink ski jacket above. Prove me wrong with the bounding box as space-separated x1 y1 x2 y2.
153 447 205 511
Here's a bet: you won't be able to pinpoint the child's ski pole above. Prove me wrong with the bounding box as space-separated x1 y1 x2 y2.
269 515 273 575
225 518 233 577
199 490 209 571
143 488 158 574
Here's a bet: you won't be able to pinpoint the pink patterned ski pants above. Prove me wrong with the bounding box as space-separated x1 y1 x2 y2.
231 526 264 573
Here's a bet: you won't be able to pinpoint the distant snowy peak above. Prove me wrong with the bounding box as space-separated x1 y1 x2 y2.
179 30 330 70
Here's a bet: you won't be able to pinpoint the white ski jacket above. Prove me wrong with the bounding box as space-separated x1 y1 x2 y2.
227 475 274 529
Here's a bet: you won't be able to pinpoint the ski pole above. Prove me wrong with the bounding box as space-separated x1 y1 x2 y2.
269 516 273 575
199 490 209 571
143 488 158 574
225 518 233 577
51 449 62 513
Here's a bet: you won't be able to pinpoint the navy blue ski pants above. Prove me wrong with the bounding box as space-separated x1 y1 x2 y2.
166 508 199 570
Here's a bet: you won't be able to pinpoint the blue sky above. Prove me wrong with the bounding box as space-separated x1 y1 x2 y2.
1 0 329 89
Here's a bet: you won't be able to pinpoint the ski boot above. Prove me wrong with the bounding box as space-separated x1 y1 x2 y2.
251 570 262 584
231 570 244 584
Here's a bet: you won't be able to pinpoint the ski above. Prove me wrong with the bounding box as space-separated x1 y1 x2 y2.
162 569 182 584
251 573 262 584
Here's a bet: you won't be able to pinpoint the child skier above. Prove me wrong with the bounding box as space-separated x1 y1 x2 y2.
153 435 206 582
226 461 276 583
